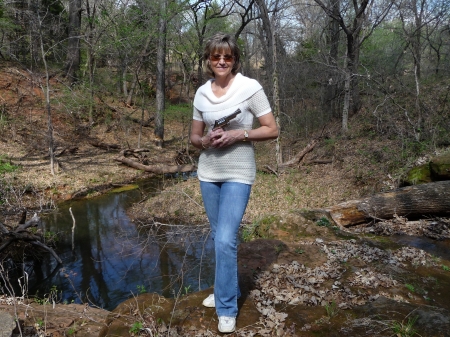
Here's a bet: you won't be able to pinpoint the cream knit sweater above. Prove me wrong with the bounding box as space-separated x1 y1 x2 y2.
193 73 271 185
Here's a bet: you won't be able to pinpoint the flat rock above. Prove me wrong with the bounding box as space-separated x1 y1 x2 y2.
0 310 16 336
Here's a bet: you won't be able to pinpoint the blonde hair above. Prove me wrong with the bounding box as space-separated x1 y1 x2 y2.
203 33 241 78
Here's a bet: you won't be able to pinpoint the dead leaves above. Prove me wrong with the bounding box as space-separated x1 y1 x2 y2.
246 238 439 335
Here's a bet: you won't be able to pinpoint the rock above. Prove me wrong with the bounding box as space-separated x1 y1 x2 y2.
430 152 450 181
0 310 16 337
403 153 450 186
404 164 432 185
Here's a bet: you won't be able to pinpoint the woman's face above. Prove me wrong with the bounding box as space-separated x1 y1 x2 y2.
209 47 234 78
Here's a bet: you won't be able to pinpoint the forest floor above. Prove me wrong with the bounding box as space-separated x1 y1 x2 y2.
1 64 450 336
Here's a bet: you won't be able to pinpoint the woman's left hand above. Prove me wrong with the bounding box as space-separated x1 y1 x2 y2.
210 128 238 148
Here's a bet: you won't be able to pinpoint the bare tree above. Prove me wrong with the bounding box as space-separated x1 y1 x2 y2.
155 0 168 147
191 0 233 86
65 0 82 83
313 0 393 132
234 0 257 39
395 0 449 139
254 0 283 164
35 6 56 175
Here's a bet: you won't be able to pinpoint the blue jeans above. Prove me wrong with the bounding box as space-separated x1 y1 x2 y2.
200 181 251 317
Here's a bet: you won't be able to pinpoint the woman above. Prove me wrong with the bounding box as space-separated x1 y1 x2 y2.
190 33 278 333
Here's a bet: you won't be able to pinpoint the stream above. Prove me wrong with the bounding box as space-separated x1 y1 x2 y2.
29 178 215 311
24 178 450 313
391 234 450 260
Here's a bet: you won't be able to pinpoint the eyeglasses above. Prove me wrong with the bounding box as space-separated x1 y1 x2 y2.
210 54 234 62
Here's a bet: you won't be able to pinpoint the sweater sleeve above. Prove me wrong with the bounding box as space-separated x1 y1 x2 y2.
193 106 203 122
248 89 272 117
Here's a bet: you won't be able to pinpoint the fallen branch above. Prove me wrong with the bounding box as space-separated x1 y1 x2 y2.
279 139 318 168
0 213 62 264
120 148 150 157
15 213 40 232
304 159 333 165
96 94 118 113
115 156 196 174
264 165 279 177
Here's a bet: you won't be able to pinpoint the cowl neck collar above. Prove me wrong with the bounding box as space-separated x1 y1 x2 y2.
194 73 262 112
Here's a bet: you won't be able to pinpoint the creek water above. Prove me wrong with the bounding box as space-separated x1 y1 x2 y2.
390 235 450 260
29 178 215 311
24 179 450 313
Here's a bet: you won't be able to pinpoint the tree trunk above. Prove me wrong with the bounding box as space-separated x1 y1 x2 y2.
272 32 282 166
255 0 274 93
325 181 450 227
37 11 54 175
65 0 81 83
85 0 97 125
314 0 374 129
342 58 350 133
126 35 152 106
323 0 340 120
155 0 167 148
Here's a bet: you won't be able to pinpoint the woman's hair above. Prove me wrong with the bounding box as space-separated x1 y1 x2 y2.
203 33 241 78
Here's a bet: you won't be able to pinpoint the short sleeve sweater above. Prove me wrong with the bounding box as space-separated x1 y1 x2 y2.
193 73 271 185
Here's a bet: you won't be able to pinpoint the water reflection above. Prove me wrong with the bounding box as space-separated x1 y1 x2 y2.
31 179 215 310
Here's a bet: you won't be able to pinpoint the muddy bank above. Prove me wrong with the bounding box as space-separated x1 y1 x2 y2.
0 298 109 337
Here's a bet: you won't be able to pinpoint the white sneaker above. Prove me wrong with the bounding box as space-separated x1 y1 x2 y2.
202 294 215 308
218 316 236 333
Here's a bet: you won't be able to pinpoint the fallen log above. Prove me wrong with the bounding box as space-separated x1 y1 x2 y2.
115 156 196 174
89 140 121 150
325 180 450 227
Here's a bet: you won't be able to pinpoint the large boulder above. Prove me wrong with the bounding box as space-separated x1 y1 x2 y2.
403 152 450 186
430 152 450 180
404 163 432 185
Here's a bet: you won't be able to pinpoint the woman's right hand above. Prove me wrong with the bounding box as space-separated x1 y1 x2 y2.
201 133 212 149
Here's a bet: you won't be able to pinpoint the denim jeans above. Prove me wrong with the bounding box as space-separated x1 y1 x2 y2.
200 181 251 317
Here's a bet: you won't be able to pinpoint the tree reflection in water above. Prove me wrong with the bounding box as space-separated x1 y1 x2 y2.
29 180 215 310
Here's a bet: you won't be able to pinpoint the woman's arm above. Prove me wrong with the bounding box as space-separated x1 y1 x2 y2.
248 112 279 141
190 120 208 149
